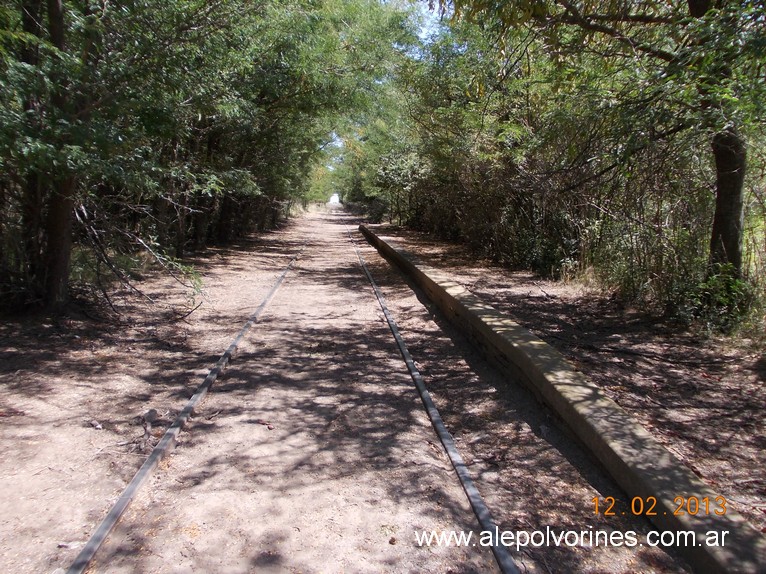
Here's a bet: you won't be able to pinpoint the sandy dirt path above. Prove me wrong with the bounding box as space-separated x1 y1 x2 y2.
2 210 696 573
90 212 498 573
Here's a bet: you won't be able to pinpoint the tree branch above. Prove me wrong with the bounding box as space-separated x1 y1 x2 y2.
555 123 690 195
554 0 678 63
580 13 679 25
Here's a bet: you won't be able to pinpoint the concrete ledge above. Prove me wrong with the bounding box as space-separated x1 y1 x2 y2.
360 224 766 574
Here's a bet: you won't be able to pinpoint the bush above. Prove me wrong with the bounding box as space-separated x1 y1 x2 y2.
678 264 755 333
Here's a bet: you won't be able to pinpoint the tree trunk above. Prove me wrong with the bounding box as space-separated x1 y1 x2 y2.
687 0 746 277
709 126 746 274
192 195 212 249
687 0 711 18
175 190 188 258
21 174 44 284
44 177 76 305
42 0 77 307
46 0 65 49
217 195 236 242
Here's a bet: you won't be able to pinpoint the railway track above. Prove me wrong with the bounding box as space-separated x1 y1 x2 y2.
57 211 720 573
67 247 306 574
347 224 519 574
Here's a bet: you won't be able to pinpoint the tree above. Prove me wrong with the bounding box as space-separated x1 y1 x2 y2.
442 0 764 278
42 0 76 305
0 0 418 309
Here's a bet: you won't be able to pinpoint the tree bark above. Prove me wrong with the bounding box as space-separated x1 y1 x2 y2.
687 0 746 276
44 177 76 305
46 0 65 49
21 174 43 284
687 0 712 18
43 0 77 307
709 126 746 273
175 190 188 258
217 195 236 242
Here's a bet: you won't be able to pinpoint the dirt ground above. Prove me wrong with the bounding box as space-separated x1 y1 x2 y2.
0 210 760 573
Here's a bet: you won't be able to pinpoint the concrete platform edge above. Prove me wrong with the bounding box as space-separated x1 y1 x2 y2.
359 224 766 574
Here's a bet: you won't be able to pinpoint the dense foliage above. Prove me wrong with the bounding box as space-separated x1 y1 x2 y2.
334 1 766 330
0 0 414 307
2 0 764 331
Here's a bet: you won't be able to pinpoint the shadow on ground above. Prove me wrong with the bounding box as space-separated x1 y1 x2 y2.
368 223 766 539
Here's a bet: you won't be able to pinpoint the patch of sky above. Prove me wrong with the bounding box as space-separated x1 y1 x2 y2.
417 1 448 42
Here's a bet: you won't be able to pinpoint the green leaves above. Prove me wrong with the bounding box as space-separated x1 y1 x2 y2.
0 0 421 304
330 0 764 326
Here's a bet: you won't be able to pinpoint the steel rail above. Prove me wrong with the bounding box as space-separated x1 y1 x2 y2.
346 224 520 574
67 246 304 574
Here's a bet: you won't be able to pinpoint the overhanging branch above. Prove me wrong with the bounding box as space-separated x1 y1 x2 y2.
554 0 678 63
